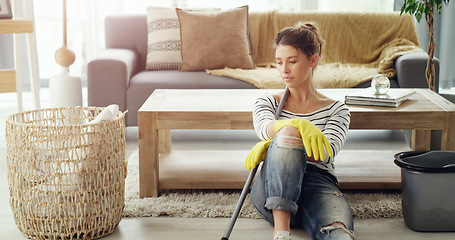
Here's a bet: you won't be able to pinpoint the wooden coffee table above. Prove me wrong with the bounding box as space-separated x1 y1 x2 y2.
138 89 455 197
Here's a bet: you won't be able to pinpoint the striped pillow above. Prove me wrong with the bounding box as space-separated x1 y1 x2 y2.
146 7 182 70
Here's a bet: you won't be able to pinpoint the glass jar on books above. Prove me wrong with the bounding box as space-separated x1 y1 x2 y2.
371 74 390 94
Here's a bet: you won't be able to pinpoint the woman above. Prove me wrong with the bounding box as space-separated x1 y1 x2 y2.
246 23 354 240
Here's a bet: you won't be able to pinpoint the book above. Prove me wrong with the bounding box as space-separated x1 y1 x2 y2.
345 88 416 102
345 98 408 108
345 88 416 108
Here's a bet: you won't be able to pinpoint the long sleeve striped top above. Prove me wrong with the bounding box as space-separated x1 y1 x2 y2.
253 93 351 177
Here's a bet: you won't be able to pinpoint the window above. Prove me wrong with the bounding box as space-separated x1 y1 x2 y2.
32 0 395 84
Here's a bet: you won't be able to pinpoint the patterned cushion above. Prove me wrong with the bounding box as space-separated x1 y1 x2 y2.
146 7 182 70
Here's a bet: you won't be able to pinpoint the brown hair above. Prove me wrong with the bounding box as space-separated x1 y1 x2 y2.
274 22 324 60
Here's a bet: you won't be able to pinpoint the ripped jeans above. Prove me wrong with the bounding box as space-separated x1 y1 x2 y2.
250 135 355 240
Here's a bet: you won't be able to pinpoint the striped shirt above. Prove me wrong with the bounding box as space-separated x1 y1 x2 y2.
253 93 351 177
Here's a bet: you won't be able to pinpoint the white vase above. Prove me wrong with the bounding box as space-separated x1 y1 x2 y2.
49 67 82 107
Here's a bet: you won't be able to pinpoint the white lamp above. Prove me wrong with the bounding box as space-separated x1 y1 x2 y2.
49 0 82 107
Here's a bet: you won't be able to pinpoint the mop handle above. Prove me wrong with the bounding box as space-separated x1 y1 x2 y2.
275 87 289 119
221 166 258 240
221 87 289 240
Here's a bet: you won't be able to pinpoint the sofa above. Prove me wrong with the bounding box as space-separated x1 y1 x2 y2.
88 7 439 127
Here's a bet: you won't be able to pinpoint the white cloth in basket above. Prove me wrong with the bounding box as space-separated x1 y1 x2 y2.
88 104 119 124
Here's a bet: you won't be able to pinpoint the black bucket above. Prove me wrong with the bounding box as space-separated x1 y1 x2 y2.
394 151 455 232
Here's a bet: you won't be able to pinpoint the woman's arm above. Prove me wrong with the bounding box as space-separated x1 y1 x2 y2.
253 94 280 140
320 102 351 164
253 95 350 164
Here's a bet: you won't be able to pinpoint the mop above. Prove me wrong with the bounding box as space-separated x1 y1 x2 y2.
221 87 289 240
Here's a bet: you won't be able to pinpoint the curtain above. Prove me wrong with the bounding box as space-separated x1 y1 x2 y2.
394 0 455 90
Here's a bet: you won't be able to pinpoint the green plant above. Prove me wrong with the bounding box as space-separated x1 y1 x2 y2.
400 0 450 92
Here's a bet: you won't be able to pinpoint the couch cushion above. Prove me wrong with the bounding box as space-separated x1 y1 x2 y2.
146 6 182 70
176 6 254 71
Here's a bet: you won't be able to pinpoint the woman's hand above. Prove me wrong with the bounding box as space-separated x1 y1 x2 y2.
244 140 271 170
273 119 332 161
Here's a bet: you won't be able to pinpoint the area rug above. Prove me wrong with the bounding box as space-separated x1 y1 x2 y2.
123 150 403 219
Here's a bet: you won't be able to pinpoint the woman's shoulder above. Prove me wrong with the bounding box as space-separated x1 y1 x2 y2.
325 99 350 116
318 93 347 109
319 91 343 105
311 97 349 117
271 91 286 102
257 92 282 106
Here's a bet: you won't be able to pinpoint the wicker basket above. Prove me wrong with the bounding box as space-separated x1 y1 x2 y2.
5 106 127 240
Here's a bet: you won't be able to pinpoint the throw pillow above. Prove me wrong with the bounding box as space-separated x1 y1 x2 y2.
146 6 182 70
176 6 255 71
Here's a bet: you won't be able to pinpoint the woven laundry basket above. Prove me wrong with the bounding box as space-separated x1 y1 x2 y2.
5 106 127 240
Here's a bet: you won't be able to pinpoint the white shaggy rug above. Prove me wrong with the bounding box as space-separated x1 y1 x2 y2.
123 150 403 219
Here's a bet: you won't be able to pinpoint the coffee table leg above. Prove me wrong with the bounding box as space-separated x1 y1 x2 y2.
138 112 159 197
159 129 171 153
412 129 431 151
441 112 455 151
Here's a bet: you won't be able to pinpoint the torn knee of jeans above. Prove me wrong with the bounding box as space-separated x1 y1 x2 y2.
275 135 304 149
320 222 355 239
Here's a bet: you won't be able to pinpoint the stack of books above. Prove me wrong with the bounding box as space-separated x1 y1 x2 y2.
345 88 416 107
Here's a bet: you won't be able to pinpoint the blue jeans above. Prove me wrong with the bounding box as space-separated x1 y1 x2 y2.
251 136 355 240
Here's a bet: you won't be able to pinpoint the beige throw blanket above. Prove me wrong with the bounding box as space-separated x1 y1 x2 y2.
207 11 422 89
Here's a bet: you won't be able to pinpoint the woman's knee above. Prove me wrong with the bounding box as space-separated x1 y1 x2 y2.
276 126 300 138
275 126 303 149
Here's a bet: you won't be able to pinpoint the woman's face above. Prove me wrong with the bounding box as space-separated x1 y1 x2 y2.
275 44 317 88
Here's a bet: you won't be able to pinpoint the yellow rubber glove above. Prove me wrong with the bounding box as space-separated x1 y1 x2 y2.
273 119 333 161
244 140 271 170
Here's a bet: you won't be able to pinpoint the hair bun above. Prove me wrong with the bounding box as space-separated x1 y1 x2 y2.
275 21 324 60
298 22 318 34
